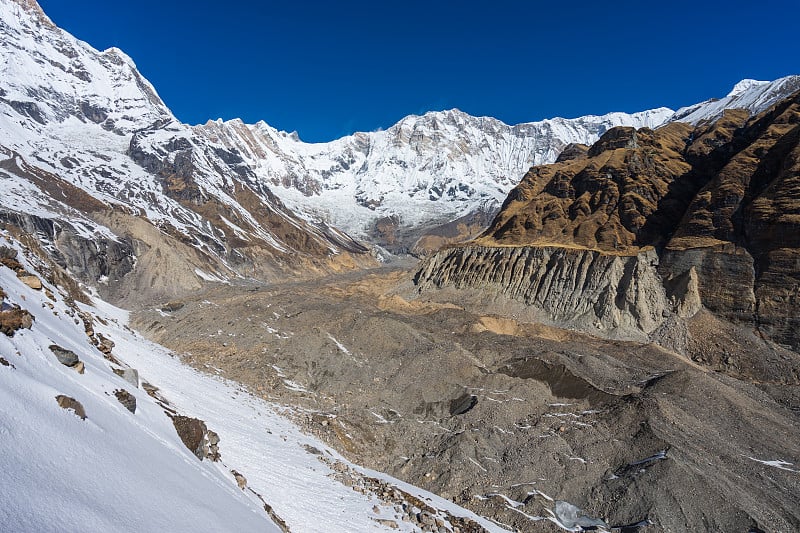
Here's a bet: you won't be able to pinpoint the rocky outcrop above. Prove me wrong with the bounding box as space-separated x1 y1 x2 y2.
416 245 672 340
171 415 220 461
48 344 80 367
417 90 800 351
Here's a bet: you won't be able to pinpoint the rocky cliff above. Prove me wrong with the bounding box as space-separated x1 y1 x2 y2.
416 91 800 352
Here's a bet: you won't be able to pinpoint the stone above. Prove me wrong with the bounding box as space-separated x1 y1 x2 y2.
17 274 42 290
172 415 207 459
160 301 185 312
449 393 477 416
55 395 86 420
96 333 115 354
232 470 247 490
0 306 34 336
112 367 138 388
0 246 17 260
74 361 85 374
171 415 220 461
114 389 136 413
49 344 79 367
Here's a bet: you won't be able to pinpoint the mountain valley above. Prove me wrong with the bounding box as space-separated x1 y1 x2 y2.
1 0 799 532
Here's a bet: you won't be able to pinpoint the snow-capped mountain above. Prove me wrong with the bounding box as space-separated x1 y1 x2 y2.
194 75 800 252
195 107 673 251
671 76 800 124
2 0 798 298
0 0 370 305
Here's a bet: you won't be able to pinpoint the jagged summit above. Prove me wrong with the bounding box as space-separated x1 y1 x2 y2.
727 78 769 97
194 77 800 253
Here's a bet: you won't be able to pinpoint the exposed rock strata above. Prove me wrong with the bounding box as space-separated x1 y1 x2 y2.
415 245 671 341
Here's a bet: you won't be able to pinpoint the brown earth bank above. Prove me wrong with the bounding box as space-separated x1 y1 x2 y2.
134 265 800 532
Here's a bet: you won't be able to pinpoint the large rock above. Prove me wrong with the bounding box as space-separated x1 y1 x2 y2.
171 415 220 461
55 395 86 420
114 389 136 413
112 367 139 388
0 305 34 336
17 274 42 290
48 344 80 367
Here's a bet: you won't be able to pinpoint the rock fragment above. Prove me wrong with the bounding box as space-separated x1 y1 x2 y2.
114 389 136 413
49 344 79 367
55 395 86 420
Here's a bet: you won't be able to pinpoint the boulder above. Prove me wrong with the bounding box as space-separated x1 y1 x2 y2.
55 395 86 420
160 301 185 312
231 469 247 490
114 389 136 413
171 415 220 461
0 306 34 336
112 367 139 388
449 393 478 416
96 333 115 355
17 274 42 290
0 246 17 260
49 344 80 367
172 415 206 459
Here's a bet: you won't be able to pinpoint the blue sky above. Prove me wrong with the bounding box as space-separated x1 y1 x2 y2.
39 0 799 142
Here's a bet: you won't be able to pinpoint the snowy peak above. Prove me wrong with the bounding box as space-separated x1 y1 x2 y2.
671 75 800 124
0 0 374 304
0 0 171 132
727 78 769 97
194 105 675 253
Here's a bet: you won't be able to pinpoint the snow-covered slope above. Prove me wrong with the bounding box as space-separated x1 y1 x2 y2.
0 231 509 532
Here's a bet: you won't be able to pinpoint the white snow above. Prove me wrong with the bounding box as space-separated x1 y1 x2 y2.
746 457 799 473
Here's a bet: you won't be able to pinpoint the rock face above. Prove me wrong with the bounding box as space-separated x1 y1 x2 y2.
417 90 800 350
416 245 671 340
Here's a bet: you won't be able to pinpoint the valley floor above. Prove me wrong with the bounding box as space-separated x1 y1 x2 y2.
135 264 800 532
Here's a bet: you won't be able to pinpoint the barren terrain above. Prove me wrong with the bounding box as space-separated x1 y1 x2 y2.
135 264 800 532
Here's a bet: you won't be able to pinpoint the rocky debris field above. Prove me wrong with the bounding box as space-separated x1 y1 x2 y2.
136 266 800 532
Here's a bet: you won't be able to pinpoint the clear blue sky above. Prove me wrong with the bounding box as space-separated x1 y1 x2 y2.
39 0 799 142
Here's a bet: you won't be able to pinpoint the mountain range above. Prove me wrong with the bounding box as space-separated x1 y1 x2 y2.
2 0 800 531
